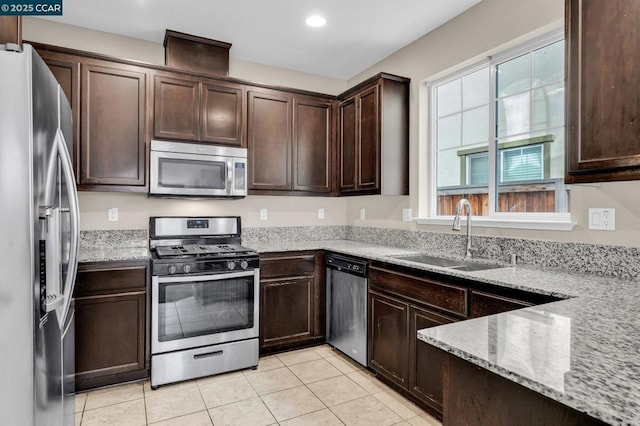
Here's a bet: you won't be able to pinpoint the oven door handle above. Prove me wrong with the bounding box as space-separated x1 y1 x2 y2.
157 270 257 284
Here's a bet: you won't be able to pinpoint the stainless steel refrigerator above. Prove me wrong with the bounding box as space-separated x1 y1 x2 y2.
0 44 79 426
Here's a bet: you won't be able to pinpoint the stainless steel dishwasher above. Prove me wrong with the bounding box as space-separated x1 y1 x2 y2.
326 253 368 366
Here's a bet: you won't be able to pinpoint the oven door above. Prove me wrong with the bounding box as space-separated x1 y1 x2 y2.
150 150 232 197
152 269 260 354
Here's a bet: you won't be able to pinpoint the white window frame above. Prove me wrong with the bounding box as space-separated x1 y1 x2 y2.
419 29 575 231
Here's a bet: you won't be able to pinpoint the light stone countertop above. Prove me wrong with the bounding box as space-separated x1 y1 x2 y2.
79 236 640 424
249 239 640 426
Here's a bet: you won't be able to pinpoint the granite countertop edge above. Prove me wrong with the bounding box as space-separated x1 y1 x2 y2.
416 332 623 426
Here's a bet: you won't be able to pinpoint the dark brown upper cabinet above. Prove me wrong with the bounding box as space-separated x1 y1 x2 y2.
338 73 409 196
247 89 292 191
566 0 640 183
153 71 245 147
153 75 200 141
293 97 333 193
247 88 334 194
39 53 81 177
82 61 148 188
35 45 150 192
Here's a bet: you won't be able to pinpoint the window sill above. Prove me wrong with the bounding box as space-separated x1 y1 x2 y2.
416 215 577 231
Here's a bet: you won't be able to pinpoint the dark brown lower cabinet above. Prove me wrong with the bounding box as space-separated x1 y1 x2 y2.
74 260 149 391
368 291 409 388
409 307 456 414
368 262 561 420
259 251 325 353
444 354 606 426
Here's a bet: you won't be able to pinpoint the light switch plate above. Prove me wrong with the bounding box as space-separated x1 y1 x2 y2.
108 208 118 222
402 208 413 222
360 208 366 220
260 208 268 221
317 208 325 219
588 208 615 230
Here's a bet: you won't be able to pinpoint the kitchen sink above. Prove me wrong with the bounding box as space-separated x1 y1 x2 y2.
392 254 464 268
391 254 507 272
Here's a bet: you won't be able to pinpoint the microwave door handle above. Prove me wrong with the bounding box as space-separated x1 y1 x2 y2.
227 159 233 195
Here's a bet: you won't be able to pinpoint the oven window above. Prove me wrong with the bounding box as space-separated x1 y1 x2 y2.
158 158 226 189
157 277 254 341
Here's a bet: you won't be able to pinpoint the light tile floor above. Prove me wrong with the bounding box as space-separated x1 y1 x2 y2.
74 345 443 426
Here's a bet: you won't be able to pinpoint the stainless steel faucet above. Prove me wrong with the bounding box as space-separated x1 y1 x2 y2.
452 198 473 258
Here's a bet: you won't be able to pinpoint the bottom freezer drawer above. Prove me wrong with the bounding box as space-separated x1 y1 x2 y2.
151 339 258 387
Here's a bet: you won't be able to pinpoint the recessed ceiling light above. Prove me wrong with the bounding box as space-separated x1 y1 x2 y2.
306 15 326 28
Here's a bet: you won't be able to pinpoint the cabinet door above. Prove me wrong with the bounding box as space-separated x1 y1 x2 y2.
201 81 244 146
75 292 146 391
293 97 332 192
369 291 409 388
566 0 640 183
260 277 314 349
40 54 81 178
81 63 147 187
339 97 357 192
409 306 456 416
357 85 380 190
247 90 292 190
153 74 200 141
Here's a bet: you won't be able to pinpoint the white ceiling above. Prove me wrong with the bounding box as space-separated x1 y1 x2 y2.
43 0 482 80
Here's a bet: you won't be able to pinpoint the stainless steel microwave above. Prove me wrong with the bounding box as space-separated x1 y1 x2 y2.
150 140 247 198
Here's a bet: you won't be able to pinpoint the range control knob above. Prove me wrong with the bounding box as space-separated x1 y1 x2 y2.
167 265 177 275
227 261 236 270
182 264 191 274
240 260 249 270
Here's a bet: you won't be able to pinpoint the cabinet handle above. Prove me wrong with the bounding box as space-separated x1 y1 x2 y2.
193 350 223 360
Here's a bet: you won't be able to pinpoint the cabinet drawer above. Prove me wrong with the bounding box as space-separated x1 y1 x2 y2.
370 266 467 317
260 254 316 279
75 265 147 296
469 290 532 318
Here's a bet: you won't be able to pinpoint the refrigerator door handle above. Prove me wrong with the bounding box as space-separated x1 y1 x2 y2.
56 128 79 326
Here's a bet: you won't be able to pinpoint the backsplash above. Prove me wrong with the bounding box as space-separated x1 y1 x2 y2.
242 226 348 243
80 226 640 278
80 229 147 249
347 227 640 279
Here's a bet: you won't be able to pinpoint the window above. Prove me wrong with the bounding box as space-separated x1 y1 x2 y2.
430 32 568 221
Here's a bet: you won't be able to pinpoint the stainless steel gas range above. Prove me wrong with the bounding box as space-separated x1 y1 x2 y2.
149 216 259 389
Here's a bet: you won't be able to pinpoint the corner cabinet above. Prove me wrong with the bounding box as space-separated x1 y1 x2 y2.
153 71 245 147
338 74 409 195
368 261 560 420
35 45 150 192
247 88 333 194
74 260 149 391
566 0 640 183
258 251 325 353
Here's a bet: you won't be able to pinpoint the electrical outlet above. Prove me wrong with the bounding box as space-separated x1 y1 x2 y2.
588 208 615 230
360 208 366 220
260 208 268 221
317 208 325 219
402 208 413 222
108 208 118 222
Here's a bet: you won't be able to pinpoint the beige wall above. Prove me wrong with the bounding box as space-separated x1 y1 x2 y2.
23 18 349 230
344 0 640 248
